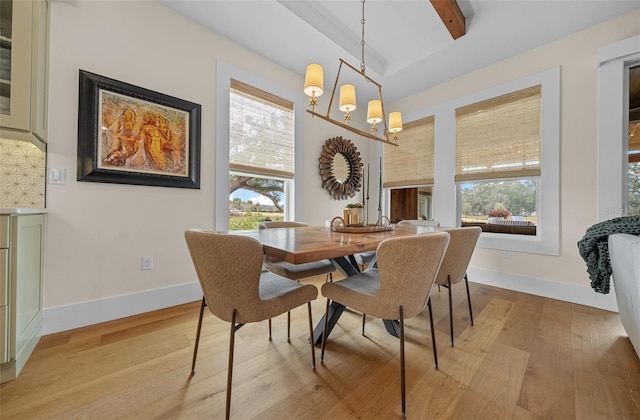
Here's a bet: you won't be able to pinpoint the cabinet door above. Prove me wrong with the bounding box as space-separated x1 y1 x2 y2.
11 214 44 359
0 249 7 307
0 0 33 131
0 306 7 364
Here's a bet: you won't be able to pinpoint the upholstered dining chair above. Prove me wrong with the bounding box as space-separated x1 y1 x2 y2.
259 221 335 341
321 232 450 417
354 220 440 272
354 250 376 271
397 219 441 227
184 229 318 420
435 227 481 347
258 221 336 282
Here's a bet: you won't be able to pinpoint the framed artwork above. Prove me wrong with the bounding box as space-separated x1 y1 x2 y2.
77 70 201 188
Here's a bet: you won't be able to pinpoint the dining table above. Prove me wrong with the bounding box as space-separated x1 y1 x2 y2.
231 223 439 344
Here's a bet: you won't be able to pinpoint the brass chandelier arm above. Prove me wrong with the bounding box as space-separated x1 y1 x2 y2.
306 110 398 146
311 58 396 146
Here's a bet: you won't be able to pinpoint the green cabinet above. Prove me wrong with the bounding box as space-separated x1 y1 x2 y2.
0 213 45 383
0 0 49 149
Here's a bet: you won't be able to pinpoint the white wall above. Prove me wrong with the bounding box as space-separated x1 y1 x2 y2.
392 9 640 310
44 0 639 333
44 0 372 333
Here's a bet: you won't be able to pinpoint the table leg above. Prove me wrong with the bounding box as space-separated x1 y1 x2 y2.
383 319 400 337
313 300 345 345
313 255 400 343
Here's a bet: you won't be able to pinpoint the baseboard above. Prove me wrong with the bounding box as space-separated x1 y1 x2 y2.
42 282 202 335
42 271 619 335
468 267 619 312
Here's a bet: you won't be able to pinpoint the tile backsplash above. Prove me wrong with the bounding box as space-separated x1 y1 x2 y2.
0 138 46 208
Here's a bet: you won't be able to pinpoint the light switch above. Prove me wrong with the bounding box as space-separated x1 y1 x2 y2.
48 168 66 185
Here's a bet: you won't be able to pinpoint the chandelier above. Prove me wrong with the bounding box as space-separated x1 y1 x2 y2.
303 0 401 146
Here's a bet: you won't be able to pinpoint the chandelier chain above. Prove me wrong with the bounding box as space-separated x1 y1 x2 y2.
360 0 366 74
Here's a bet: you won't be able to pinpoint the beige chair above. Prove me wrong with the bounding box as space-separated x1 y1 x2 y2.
258 221 336 282
321 232 450 417
354 250 375 271
185 230 318 420
435 227 481 347
259 221 335 339
355 220 439 271
397 219 441 227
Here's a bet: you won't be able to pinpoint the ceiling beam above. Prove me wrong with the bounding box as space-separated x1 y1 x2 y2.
429 0 466 40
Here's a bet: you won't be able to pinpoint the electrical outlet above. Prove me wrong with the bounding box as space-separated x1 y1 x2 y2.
503 250 512 259
142 256 154 270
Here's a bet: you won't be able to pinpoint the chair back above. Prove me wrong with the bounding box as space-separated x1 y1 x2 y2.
259 221 308 229
376 232 450 319
397 219 441 227
185 229 265 323
435 227 481 286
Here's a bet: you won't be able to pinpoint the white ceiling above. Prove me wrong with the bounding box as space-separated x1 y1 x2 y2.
158 0 640 102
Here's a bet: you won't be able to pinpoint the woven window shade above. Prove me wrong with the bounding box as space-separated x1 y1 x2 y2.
229 79 295 179
455 85 541 182
383 116 434 188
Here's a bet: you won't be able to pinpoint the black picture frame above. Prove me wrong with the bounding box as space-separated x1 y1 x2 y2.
77 70 201 188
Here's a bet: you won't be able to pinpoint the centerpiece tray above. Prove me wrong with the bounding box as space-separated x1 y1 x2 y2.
331 224 394 233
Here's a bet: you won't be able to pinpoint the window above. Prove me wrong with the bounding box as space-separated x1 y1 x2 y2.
456 86 541 236
430 67 560 255
460 179 537 235
383 116 435 220
597 35 640 221
215 62 303 230
227 79 294 230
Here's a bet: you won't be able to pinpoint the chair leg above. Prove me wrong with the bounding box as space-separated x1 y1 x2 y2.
465 273 474 326
362 313 366 336
321 298 330 362
226 309 238 420
427 297 438 369
447 275 454 347
287 311 291 343
191 296 206 374
399 305 407 418
307 302 316 370
268 318 272 341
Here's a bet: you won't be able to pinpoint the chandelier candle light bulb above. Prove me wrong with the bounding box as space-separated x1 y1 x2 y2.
389 111 403 141
339 84 357 122
304 64 324 110
367 99 382 133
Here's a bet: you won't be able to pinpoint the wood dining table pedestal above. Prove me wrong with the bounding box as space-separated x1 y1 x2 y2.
232 224 438 344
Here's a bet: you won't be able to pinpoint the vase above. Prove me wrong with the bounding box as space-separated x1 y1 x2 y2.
343 208 363 225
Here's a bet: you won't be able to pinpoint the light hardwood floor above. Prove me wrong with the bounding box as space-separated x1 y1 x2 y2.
1 276 639 419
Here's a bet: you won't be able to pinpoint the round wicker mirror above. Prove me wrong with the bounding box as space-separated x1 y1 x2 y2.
319 136 363 200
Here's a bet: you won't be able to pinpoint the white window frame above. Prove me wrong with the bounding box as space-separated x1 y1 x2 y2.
215 61 304 230
597 35 640 221
426 67 560 255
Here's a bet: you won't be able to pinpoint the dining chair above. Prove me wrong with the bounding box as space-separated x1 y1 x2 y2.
354 220 438 271
435 227 481 347
397 219 441 227
184 229 318 420
354 250 375 271
259 221 335 341
321 232 450 417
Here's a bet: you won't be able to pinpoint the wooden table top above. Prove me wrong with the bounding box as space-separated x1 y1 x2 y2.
231 225 438 264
